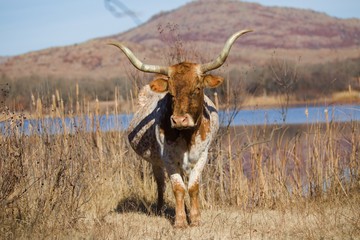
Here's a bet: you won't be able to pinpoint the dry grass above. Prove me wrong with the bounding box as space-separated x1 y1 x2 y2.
1 94 359 239
332 90 360 104
241 94 298 109
73 198 360 239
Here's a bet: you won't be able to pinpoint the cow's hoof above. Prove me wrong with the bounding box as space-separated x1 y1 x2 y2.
190 212 201 227
174 220 188 229
190 220 201 227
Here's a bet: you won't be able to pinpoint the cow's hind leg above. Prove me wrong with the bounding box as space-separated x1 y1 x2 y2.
152 165 165 215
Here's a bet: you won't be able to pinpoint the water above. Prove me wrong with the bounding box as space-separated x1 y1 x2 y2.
1 104 359 135
221 104 360 126
0 114 132 135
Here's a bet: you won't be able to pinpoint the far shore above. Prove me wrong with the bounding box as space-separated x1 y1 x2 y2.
1 90 359 123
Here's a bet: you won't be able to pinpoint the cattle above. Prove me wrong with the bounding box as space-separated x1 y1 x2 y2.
110 29 252 228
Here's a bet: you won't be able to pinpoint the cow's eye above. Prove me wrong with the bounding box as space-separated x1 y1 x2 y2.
192 87 201 97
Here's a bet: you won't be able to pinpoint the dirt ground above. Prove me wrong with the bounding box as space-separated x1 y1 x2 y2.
70 196 359 240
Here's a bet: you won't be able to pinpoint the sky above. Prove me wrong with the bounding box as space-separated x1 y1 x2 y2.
0 0 359 56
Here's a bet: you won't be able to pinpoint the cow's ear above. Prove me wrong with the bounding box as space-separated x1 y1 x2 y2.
203 74 224 88
150 76 169 93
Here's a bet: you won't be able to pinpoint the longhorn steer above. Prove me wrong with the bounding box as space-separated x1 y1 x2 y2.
110 29 252 228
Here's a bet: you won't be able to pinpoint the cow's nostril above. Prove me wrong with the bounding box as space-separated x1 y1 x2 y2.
171 114 194 128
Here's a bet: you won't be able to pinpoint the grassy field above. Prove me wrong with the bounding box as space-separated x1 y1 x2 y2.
0 97 359 239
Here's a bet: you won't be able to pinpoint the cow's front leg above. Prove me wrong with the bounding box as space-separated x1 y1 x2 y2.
170 173 187 228
188 151 208 226
188 180 200 226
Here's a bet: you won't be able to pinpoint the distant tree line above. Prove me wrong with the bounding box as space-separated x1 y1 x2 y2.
0 75 133 112
238 57 360 101
1 57 359 112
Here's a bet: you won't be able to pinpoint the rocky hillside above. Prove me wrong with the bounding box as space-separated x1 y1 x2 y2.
1 0 360 80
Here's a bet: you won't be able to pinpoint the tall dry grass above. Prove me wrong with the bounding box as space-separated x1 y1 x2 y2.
0 86 359 239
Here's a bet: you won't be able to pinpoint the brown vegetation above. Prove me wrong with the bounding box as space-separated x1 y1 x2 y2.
0 92 359 239
1 54 359 113
242 55 360 101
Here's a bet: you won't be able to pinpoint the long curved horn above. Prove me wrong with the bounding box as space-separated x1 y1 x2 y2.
200 29 253 73
109 42 169 75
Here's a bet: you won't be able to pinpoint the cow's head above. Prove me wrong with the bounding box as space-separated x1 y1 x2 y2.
148 62 224 129
110 30 252 129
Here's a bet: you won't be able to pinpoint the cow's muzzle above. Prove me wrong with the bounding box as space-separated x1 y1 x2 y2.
170 114 196 129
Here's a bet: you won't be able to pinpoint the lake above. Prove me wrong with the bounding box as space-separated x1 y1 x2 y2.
1 104 359 135
222 104 360 126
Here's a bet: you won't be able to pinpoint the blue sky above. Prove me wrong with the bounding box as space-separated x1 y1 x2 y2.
0 0 359 56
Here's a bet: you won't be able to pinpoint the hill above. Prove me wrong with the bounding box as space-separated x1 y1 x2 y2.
1 0 359 80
